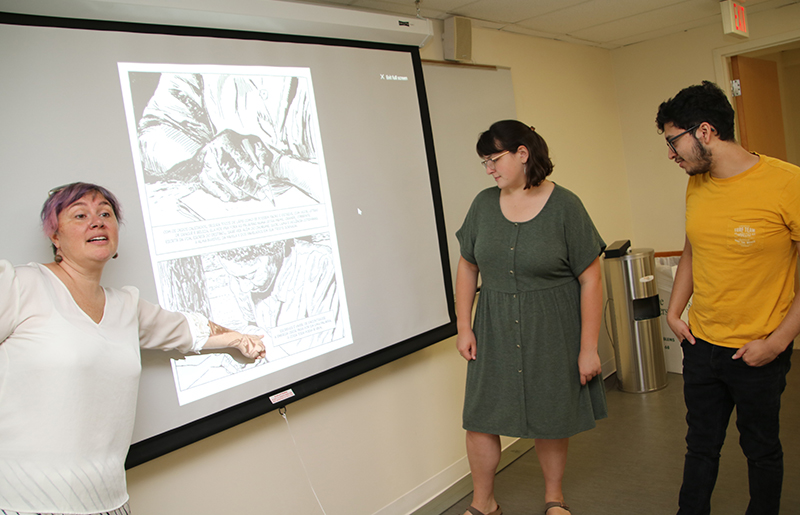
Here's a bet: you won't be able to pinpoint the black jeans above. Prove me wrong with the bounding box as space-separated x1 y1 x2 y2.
677 338 792 515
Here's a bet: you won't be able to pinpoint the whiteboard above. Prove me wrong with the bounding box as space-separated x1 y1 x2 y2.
421 61 517 286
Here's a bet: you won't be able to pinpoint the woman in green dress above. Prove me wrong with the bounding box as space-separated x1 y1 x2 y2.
455 120 607 515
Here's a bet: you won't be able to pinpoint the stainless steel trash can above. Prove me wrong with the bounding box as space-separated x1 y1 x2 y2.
603 241 668 393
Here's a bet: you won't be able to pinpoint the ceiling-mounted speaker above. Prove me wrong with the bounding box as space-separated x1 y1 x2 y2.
444 16 472 62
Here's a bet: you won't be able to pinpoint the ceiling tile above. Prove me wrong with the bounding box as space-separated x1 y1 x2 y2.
568 1 720 43
596 13 720 48
450 0 590 24
516 0 688 34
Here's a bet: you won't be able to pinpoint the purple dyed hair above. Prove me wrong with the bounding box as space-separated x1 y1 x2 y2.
40 182 123 240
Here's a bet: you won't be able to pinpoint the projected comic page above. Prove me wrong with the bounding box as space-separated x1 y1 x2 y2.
119 63 352 405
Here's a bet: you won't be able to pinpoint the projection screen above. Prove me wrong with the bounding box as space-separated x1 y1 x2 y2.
0 12 455 467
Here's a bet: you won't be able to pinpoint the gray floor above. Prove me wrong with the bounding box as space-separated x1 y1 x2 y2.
440 368 800 515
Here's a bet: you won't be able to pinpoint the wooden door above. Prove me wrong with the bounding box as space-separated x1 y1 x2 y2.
730 55 788 160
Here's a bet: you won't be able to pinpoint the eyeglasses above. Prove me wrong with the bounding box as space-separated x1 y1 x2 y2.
666 124 700 153
481 150 510 170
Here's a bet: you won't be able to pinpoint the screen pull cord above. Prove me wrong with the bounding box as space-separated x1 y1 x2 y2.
279 406 328 515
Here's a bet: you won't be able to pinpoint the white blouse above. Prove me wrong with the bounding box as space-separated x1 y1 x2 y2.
0 261 208 513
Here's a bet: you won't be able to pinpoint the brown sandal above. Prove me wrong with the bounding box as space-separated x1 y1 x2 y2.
466 505 502 515
544 501 570 514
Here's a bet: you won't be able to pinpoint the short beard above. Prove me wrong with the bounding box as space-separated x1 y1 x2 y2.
685 138 713 176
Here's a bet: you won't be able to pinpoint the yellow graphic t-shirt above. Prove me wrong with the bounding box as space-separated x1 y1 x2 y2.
686 155 800 348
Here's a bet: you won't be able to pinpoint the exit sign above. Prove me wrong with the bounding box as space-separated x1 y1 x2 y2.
721 0 749 38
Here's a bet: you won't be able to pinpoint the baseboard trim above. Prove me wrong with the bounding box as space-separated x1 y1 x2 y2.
601 356 616 379
407 438 536 515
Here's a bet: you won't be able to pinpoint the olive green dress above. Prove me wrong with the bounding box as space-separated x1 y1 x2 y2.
456 184 607 438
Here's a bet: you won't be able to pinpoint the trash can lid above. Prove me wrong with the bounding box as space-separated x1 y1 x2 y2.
603 240 631 258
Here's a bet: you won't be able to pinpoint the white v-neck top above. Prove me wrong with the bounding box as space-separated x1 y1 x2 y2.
0 261 206 513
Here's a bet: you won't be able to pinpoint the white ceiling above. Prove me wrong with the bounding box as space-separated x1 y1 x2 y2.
293 0 799 49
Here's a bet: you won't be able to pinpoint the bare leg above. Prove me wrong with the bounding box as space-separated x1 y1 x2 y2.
535 438 570 514
465 430 501 514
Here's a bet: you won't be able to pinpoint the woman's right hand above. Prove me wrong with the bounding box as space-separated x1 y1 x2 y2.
456 329 477 361
206 321 267 359
232 332 267 360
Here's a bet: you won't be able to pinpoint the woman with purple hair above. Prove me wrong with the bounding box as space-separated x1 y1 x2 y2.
0 182 265 515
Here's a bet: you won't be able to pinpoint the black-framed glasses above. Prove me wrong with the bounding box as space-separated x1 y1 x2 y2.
481 150 510 170
666 124 700 153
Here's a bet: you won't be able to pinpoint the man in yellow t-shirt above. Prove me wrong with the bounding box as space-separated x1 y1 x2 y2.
656 81 800 515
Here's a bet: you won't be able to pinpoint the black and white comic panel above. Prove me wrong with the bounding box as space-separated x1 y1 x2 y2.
118 63 352 405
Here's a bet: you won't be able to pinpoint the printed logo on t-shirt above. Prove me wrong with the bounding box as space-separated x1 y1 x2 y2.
733 224 756 248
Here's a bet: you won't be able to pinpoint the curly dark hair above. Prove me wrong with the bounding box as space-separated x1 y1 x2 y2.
656 81 735 141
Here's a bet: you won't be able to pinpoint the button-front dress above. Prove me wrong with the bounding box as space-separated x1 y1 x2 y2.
456 184 607 438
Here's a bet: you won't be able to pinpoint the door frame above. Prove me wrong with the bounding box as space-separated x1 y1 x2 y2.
713 28 800 99
713 28 800 144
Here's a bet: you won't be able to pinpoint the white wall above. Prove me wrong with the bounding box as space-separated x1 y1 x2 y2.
128 339 470 514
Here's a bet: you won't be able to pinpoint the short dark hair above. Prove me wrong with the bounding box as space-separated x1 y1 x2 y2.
655 81 735 141
476 120 554 189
